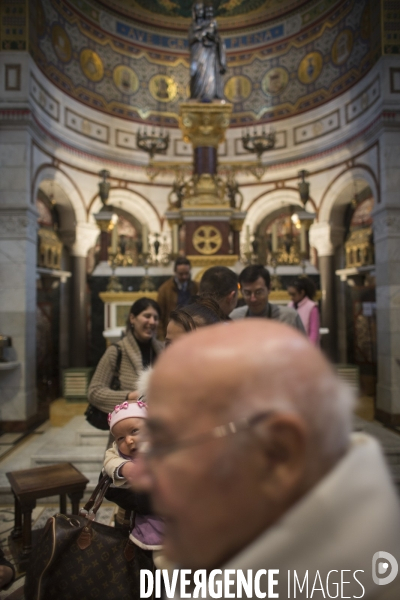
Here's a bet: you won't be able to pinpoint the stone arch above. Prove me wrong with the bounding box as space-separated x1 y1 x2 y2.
318 166 378 225
89 188 162 234
245 188 304 232
32 165 86 225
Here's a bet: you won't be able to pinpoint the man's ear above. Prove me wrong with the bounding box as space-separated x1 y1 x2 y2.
258 413 308 503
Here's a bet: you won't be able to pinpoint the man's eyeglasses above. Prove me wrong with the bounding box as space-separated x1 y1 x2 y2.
138 411 274 461
242 288 267 298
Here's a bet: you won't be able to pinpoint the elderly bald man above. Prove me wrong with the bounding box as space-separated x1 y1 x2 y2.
138 321 400 599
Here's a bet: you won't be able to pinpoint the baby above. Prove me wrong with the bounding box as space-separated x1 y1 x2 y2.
104 400 163 552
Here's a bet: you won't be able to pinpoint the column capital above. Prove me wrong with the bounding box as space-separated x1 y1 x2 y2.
309 222 344 257
71 222 99 257
373 205 400 243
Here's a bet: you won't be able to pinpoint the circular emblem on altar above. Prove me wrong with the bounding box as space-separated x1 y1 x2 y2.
192 226 223 255
80 49 104 82
51 25 72 63
113 66 139 95
261 67 289 96
298 52 323 84
224 76 252 103
149 75 177 103
331 29 353 65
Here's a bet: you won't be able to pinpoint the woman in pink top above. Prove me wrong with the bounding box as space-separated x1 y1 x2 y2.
288 277 320 345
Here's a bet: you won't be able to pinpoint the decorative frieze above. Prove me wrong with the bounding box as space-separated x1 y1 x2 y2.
294 111 340 145
0 209 38 243
65 108 109 144
30 75 59 121
345 76 380 124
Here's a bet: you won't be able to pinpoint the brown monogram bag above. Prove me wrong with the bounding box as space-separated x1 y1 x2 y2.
24 474 154 600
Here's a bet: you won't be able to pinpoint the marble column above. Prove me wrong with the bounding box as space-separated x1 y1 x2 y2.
0 124 38 427
373 206 400 424
70 223 99 367
0 208 38 425
309 222 344 362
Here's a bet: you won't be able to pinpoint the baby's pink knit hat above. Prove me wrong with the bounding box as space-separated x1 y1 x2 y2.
108 399 147 432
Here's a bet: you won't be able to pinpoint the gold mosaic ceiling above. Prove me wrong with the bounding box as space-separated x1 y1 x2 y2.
87 0 312 30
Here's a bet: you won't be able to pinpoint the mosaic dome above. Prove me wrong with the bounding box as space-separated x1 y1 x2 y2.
93 0 312 30
31 0 373 126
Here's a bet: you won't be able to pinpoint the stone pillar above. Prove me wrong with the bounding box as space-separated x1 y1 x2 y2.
0 208 38 425
0 122 38 428
70 223 99 367
374 207 400 424
309 222 344 362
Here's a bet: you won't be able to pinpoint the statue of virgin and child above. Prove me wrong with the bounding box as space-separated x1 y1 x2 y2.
189 3 227 102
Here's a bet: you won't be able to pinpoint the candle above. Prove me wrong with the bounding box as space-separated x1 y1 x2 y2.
300 223 307 254
272 223 278 252
142 224 149 254
172 223 179 255
244 225 251 253
111 223 118 254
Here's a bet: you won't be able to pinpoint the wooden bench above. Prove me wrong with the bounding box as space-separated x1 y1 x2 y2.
6 462 89 557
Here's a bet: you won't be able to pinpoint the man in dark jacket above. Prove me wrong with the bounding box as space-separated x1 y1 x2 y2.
199 266 238 318
157 257 199 338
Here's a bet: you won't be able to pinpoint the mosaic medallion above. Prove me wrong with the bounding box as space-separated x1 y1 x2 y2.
224 76 252 103
262 67 289 96
149 75 177 102
51 24 72 63
332 29 353 65
80 49 104 82
298 52 323 84
113 65 139 95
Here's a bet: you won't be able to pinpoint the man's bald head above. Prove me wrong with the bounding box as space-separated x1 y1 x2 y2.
144 320 354 568
149 320 352 465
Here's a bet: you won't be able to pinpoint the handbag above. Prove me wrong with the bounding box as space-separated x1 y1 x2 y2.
85 344 122 431
24 474 154 600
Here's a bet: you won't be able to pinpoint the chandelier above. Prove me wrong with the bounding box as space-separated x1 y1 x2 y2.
298 169 310 205
241 126 275 159
136 126 170 158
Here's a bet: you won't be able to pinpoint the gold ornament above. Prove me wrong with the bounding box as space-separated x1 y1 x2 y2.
149 75 177 103
113 66 139 95
224 76 252 103
80 49 104 82
51 25 72 63
179 102 232 148
262 67 289 96
332 29 353 66
192 225 223 255
187 254 238 267
298 52 323 84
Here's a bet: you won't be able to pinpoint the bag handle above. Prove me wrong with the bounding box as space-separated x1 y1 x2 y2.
80 474 111 518
111 343 122 378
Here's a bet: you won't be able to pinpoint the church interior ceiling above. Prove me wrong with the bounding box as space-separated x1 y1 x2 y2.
91 0 311 29
29 0 373 126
